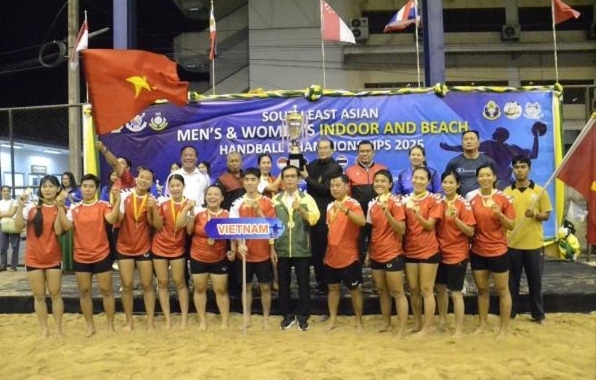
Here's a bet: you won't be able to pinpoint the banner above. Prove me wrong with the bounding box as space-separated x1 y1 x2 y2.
98 88 559 236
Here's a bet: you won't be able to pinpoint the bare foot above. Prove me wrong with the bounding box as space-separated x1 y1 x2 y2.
198 323 207 331
123 322 133 332
85 326 96 338
106 325 116 335
408 324 422 333
40 328 50 338
180 316 188 329
473 325 487 335
452 330 462 339
326 321 337 332
394 329 407 340
147 323 156 332
262 317 270 330
495 329 508 340
54 329 64 338
378 324 391 333
220 323 229 330
355 323 364 333
164 320 172 330
412 326 435 338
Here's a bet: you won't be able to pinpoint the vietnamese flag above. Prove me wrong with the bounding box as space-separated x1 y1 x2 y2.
82 49 188 135
556 117 596 244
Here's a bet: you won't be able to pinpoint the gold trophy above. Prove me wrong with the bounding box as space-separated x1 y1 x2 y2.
282 105 308 170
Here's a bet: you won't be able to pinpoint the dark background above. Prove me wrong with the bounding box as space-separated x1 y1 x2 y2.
0 0 205 108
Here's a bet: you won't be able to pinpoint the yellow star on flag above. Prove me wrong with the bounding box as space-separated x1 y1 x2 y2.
126 76 152 97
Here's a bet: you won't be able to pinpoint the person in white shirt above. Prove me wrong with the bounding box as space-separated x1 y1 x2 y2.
0 186 20 271
166 146 208 206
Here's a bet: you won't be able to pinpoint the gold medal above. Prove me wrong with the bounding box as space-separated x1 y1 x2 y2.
207 238 215 245
287 220 295 229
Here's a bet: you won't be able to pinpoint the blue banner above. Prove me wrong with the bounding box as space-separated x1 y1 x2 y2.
100 90 557 236
205 217 285 240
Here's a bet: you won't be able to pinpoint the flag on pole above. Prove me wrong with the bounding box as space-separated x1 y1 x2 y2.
82 49 189 135
553 0 581 25
321 0 355 44
384 0 418 33
69 15 89 70
208 0 217 61
556 117 596 244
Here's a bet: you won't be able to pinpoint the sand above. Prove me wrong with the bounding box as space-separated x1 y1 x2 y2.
0 312 594 380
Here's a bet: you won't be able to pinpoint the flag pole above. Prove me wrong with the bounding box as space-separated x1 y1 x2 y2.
413 0 421 87
550 0 560 83
210 0 216 95
508 116 596 239
319 0 327 88
211 60 216 95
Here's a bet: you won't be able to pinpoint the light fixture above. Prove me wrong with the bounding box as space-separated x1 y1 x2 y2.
43 149 61 155
0 144 23 149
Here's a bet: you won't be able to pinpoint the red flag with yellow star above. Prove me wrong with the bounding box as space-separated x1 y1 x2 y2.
557 117 596 244
82 49 188 135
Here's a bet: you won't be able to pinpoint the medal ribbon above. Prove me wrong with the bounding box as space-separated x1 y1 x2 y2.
132 191 148 224
170 197 185 234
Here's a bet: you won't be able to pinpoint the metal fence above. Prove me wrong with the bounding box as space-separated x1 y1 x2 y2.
0 104 83 198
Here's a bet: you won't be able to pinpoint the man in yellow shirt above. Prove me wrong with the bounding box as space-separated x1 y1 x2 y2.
504 155 552 324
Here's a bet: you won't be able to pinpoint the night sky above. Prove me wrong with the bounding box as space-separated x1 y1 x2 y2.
0 0 205 108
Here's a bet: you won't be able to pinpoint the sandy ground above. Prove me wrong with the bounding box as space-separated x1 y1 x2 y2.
0 312 594 380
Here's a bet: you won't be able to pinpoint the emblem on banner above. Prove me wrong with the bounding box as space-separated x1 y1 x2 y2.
523 102 543 120
482 101 501 120
124 113 147 132
149 112 169 131
503 101 522 119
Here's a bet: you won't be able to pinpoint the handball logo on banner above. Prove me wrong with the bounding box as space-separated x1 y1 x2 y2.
503 101 522 120
482 101 501 120
149 112 169 131
125 113 147 132
523 102 544 120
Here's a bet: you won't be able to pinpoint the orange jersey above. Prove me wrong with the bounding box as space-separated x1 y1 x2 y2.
151 197 187 257
190 208 229 263
436 196 476 264
229 195 275 262
402 192 442 259
117 190 151 256
325 197 363 268
469 190 516 257
366 195 405 262
23 204 61 268
67 201 111 263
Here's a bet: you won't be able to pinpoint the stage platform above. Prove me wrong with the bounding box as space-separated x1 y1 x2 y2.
0 255 594 316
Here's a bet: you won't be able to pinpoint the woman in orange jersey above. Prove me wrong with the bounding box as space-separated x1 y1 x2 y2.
117 167 157 331
365 169 408 338
56 174 121 336
402 167 442 336
151 174 191 329
435 170 475 338
186 184 231 330
468 164 515 339
14 175 64 337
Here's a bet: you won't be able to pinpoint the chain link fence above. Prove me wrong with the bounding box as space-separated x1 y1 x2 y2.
0 104 83 198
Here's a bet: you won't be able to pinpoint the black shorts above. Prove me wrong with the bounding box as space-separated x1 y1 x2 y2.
152 252 185 261
190 258 229 275
117 252 152 261
435 259 468 291
404 252 441 264
237 259 272 284
325 261 363 290
26 264 61 272
470 252 509 273
370 255 405 272
74 255 113 274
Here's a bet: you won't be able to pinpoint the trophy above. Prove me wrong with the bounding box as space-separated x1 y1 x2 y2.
282 105 308 170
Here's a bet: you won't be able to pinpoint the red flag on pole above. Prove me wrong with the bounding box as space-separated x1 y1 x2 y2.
553 0 581 25
556 118 596 244
321 0 355 44
208 0 217 61
82 49 188 135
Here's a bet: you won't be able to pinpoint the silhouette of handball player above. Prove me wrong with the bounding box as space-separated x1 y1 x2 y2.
440 122 547 190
